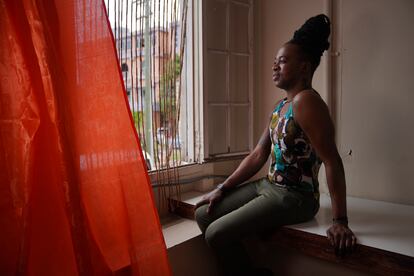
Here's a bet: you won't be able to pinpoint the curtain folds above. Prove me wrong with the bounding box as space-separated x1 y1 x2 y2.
0 0 171 275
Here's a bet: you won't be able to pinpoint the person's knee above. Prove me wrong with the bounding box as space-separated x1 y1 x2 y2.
205 223 229 249
195 205 209 233
194 204 208 223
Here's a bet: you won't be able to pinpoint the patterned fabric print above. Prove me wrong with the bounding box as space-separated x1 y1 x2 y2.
268 99 322 198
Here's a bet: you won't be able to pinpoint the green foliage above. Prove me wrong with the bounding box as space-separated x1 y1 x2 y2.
132 111 143 127
160 56 181 122
161 56 181 83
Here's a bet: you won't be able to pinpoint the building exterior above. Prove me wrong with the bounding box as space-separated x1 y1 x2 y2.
113 23 183 165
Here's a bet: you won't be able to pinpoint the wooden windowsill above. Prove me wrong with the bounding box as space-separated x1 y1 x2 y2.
161 214 201 249
168 191 414 275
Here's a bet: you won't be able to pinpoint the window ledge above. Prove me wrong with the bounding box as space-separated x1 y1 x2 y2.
204 152 248 162
161 214 201 249
166 191 414 275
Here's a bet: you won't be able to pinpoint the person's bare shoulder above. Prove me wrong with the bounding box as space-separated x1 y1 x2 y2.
293 89 325 108
292 89 333 135
293 90 331 121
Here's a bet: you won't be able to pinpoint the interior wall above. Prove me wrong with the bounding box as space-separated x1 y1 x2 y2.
334 0 414 205
167 236 220 276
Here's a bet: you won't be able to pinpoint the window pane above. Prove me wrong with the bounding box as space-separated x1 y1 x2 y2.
208 106 228 155
206 52 227 103
230 106 249 152
206 0 227 50
229 2 249 53
229 55 249 103
105 0 193 170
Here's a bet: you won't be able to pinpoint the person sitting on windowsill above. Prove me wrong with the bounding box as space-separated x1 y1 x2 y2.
195 14 356 276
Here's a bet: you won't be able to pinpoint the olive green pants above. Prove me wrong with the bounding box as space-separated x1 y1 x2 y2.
195 177 319 276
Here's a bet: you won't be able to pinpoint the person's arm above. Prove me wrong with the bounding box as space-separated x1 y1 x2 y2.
195 126 271 213
294 90 356 255
221 127 272 190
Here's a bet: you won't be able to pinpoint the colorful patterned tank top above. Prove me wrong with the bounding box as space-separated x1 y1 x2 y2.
268 98 321 197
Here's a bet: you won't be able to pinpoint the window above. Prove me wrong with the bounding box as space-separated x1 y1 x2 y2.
126 37 132 49
105 0 253 170
138 37 145 48
203 0 253 158
105 0 196 170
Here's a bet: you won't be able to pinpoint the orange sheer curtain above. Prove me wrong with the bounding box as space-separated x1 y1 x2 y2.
0 0 171 275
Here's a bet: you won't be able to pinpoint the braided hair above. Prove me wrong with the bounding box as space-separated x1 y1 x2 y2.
288 14 331 73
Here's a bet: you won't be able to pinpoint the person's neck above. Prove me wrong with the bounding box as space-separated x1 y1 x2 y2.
285 83 312 101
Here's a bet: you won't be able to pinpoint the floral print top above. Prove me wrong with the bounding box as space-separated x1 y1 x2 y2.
268 98 321 199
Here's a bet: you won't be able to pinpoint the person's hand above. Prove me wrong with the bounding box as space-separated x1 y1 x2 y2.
194 188 224 214
326 223 357 256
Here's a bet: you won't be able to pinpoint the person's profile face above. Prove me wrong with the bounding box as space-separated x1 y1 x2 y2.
272 43 305 90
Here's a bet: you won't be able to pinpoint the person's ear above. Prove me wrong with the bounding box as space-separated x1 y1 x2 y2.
301 61 312 76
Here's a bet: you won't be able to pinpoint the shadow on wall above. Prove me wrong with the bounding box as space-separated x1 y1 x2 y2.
167 235 220 276
167 234 371 276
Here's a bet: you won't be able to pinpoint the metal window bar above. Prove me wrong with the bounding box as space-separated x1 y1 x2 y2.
104 0 188 208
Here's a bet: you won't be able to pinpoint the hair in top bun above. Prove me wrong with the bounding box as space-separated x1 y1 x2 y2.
288 14 331 72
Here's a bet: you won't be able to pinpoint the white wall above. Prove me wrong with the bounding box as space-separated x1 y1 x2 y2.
334 0 414 205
